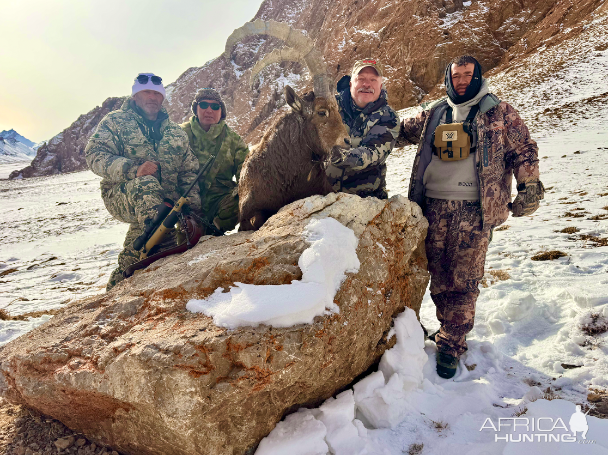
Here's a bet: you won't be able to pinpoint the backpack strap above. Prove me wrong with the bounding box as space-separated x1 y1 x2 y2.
446 106 453 123
463 104 479 136
445 107 453 149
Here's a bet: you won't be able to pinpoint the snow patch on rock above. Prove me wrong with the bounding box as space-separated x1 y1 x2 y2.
187 217 360 328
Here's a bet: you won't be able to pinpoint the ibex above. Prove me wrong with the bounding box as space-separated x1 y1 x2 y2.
223 21 349 231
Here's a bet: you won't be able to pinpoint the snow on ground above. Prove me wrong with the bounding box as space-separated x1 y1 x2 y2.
255 310 608 455
0 169 127 345
187 217 359 328
0 162 29 180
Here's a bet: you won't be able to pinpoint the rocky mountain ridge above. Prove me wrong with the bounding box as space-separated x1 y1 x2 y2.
9 0 608 179
9 98 125 179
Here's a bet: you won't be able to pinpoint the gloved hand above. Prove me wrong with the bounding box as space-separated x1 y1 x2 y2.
510 178 545 217
330 147 350 169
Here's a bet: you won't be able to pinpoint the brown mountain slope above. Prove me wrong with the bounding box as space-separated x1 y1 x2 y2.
8 98 125 180
10 0 605 179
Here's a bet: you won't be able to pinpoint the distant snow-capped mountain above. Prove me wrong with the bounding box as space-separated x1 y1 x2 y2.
0 129 36 164
0 129 36 149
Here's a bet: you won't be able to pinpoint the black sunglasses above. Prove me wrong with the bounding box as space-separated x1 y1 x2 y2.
136 75 163 85
198 101 221 111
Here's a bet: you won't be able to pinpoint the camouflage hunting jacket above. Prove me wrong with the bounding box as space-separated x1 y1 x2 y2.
180 117 249 219
325 87 399 196
85 99 201 212
400 94 539 229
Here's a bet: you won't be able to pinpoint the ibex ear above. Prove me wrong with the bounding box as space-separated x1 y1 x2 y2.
285 86 303 113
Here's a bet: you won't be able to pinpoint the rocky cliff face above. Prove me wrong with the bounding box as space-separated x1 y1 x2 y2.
10 0 606 179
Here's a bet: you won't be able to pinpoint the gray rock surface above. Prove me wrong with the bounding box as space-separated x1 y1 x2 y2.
0 193 429 454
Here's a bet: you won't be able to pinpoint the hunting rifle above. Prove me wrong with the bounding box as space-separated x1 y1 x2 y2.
123 135 226 278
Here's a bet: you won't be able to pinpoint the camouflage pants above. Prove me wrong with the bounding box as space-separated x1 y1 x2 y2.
103 176 166 291
424 198 491 357
212 186 239 232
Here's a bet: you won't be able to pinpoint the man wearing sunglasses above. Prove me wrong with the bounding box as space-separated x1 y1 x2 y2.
180 88 249 232
86 73 201 290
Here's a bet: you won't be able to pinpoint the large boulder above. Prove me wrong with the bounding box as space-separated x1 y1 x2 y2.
0 193 429 454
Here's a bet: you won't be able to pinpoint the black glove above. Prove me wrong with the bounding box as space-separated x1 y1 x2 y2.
510 179 545 217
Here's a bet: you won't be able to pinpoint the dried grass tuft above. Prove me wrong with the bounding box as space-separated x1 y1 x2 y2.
408 443 424 455
589 214 608 221
489 270 511 281
531 251 567 261
563 211 587 218
578 234 608 247
513 406 528 417
431 420 449 430
580 312 608 337
0 308 10 320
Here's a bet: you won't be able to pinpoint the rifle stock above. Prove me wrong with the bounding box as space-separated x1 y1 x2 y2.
140 196 189 259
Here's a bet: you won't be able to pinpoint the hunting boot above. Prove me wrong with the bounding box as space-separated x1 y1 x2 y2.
436 351 459 379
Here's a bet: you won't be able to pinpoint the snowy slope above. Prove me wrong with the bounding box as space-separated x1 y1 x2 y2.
0 170 127 344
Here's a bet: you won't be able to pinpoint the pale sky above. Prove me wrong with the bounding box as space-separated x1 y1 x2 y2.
0 0 264 143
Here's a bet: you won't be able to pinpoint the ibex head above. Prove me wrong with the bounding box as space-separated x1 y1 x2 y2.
284 86 349 156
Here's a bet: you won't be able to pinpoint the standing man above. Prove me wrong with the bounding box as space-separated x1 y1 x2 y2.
399 56 544 378
86 73 201 290
326 59 400 198
181 88 249 232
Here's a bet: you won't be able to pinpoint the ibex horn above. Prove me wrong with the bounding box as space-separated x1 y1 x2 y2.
250 48 303 88
224 20 332 99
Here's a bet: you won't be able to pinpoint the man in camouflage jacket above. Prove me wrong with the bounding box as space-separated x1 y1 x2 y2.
398 56 544 378
326 59 399 198
180 88 249 232
85 73 201 291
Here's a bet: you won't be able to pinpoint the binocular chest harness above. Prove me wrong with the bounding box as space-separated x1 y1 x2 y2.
433 104 479 161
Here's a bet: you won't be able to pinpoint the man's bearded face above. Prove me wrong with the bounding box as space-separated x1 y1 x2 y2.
450 63 475 96
133 90 164 119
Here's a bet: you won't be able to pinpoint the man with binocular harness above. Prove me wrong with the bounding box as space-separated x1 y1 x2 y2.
398 56 544 379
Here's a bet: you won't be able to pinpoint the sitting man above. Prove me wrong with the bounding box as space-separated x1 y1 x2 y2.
326 59 400 199
180 88 249 232
85 73 201 290
398 55 544 378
